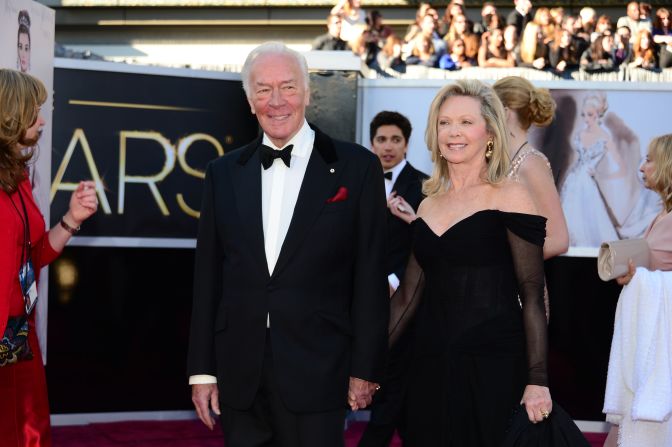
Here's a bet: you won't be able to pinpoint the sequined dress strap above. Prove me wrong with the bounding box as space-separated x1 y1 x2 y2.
507 146 552 180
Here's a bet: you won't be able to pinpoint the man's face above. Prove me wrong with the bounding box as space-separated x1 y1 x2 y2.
247 53 309 148
371 124 408 171
328 16 342 38
628 2 640 20
516 0 532 14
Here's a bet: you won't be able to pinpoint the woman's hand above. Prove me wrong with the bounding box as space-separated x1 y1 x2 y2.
64 180 98 227
615 259 636 286
388 192 417 224
521 384 552 423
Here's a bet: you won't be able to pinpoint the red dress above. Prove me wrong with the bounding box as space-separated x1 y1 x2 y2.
0 177 60 447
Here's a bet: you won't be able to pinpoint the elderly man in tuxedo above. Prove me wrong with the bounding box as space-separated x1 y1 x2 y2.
358 111 427 447
187 42 389 447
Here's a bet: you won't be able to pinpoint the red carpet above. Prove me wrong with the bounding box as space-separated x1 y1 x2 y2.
52 420 606 446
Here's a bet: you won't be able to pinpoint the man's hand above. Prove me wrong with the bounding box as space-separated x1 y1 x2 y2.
192 383 221 430
348 377 380 411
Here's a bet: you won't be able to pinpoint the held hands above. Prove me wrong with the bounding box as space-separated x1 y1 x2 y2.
348 377 380 411
388 192 417 225
64 181 98 227
616 259 636 286
192 383 221 430
521 384 552 423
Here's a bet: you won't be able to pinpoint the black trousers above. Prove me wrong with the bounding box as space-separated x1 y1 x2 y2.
220 330 346 447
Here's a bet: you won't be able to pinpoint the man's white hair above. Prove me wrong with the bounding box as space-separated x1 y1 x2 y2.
241 42 310 98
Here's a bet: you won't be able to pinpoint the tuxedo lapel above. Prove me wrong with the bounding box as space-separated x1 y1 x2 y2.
272 126 344 278
391 164 414 198
233 136 270 279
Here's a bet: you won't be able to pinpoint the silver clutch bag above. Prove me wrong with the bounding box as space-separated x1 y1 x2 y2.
597 238 650 281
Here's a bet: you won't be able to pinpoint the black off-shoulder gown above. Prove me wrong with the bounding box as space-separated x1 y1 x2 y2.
389 210 548 447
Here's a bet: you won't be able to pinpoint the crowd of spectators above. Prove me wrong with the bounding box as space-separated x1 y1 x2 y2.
312 0 672 78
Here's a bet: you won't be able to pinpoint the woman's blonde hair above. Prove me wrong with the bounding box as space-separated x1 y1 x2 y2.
520 22 541 64
647 134 672 212
423 79 509 197
493 76 556 129
0 68 47 193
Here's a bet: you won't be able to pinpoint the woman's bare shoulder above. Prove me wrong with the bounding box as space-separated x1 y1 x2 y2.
494 179 538 215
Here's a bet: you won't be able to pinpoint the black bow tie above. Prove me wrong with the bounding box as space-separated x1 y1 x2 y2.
384 171 393 181
260 144 293 170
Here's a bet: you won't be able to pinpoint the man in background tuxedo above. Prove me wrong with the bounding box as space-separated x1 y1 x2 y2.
506 0 533 36
359 111 427 447
188 42 389 447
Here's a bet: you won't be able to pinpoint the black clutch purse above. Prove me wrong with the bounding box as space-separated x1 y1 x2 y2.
501 402 591 447
0 316 33 367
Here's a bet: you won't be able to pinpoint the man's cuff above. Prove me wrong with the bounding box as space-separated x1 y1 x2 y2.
388 274 400 291
189 374 217 385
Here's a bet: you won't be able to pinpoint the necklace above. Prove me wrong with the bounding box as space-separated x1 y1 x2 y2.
510 140 528 162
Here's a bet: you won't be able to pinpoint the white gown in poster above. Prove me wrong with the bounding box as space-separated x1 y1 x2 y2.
559 92 661 247
561 133 620 246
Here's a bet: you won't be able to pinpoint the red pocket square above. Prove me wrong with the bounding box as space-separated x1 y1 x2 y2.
326 186 348 204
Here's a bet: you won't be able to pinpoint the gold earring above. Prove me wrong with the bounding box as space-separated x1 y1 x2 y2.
485 140 494 159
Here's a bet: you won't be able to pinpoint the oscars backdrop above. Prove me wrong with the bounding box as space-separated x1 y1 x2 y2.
0 0 55 361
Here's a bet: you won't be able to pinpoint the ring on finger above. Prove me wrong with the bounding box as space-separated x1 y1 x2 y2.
540 409 550 419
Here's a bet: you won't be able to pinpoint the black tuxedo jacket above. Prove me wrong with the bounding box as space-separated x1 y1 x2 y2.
187 125 389 413
386 162 427 280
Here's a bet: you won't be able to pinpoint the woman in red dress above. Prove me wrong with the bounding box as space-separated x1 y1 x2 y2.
0 68 98 447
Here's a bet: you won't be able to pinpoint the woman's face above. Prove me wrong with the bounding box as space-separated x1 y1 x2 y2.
661 14 670 29
539 10 551 26
640 34 650 49
560 30 571 47
453 15 467 33
602 35 614 52
437 95 490 167
452 39 465 55
491 29 504 47
21 109 44 147
581 105 599 128
597 20 610 33
18 32 30 73
640 151 656 190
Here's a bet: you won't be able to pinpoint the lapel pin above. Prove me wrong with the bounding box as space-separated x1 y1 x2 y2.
330 168 335 173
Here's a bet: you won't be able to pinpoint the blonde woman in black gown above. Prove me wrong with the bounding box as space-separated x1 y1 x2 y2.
388 79 551 446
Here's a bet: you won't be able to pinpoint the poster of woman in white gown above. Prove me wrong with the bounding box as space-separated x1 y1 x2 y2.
533 89 663 249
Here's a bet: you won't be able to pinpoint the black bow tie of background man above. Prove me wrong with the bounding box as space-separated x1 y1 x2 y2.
260 144 294 170
384 171 393 180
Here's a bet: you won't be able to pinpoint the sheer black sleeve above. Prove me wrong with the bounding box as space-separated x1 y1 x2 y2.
504 213 548 387
388 253 425 348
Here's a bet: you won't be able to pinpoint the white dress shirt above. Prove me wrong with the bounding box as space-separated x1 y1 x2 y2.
384 159 407 291
189 120 315 386
262 120 315 276
383 159 407 199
